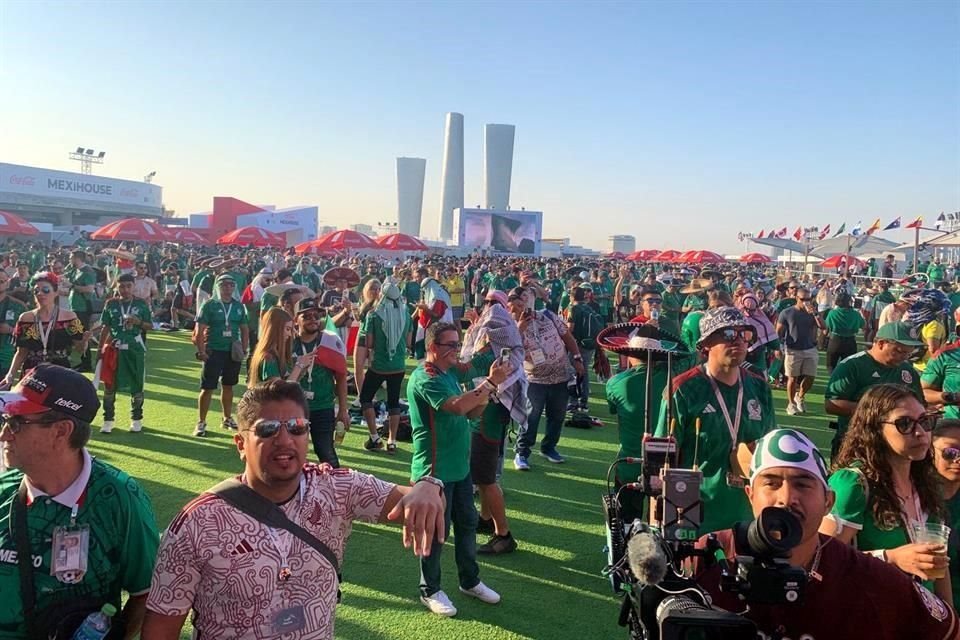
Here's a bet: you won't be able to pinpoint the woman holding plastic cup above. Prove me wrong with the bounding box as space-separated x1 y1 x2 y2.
819 383 952 602
932 419 960 610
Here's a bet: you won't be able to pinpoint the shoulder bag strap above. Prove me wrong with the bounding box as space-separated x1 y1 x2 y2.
14 480 39 640
206 479 340 578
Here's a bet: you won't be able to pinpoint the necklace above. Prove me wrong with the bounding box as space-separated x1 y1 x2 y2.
807 538 827 582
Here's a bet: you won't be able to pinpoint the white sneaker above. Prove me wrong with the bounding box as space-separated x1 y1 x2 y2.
794 395 806 414
194 421 207 437
130 420 143 433
786 403 798 416
420 590 458 617
459 582 501 604
100 421 114 434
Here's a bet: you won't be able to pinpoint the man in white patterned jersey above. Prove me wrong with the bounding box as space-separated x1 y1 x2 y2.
141 379 446 640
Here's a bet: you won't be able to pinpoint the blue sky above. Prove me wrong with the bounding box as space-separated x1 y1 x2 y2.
1 0 957 252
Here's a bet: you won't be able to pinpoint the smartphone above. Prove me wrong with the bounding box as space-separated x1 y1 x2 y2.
500 347 512 363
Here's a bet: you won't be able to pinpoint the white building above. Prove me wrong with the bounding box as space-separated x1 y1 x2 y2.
482 124 515 210
609 234 636 254
396 157 426 236
438 112 464 241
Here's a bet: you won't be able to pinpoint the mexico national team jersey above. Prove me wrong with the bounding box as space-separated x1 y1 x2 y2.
407 362 472 483
0 452 160 636
655 364 776 535
607 365 671 484
825 351 922 437
921 344 960 420
147 464 392 640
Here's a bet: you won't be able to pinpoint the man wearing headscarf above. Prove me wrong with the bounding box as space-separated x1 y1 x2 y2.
358 282 411 453
738 292 780 376
413 275 453 360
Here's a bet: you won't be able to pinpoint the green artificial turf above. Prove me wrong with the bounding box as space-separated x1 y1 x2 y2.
84 331 834 640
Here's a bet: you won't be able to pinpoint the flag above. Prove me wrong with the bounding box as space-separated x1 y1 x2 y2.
905 216 923 229
833 223 846 237
313 329 348 376
937 212 946 229
851 221 863 236
776 227 787 238
865 218 881 235
819 224 831 240
793 226 803 241
883 217 901 231
757 229 765 239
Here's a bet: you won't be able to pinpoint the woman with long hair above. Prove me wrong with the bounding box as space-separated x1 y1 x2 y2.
0 271 83 388
931 419 960 612
352 278 382 404
820 383 951 601
250 307 313 384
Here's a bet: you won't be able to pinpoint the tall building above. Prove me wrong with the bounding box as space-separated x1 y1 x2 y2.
483 124 515 210
438 112 464 241
350 223 375 235
396 157 426 236
609 234 636 254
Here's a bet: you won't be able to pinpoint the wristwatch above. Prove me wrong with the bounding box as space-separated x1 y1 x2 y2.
572 354 583 361
943 391 959 405
416 475 444 493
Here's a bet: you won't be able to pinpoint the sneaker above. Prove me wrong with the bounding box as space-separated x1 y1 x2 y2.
459 581 501 604
478 532 517 555
786 403 798 416
476 516 495 535
513 454 530 471
194 421 207 437
420 590 458 617
794 395 806 414
364 436 384 451
221 417 238 431
100 420 115 434
130 420 143 433
540 449 565 464
386 442 397 455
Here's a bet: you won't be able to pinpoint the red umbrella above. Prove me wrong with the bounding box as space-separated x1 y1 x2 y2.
217 226 286 248
627 249 659 261
168 228 210 244
313 229 377 251
375 232 428 251
679 250 726 265
653 249 681 262
739 252 772 264
293 239 339 256
0 210 38 236
821 254 865 269
671 250 696 263
604 251 627 259
90 218 170 242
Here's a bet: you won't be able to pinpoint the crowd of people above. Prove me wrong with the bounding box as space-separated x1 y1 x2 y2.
1 237 960 637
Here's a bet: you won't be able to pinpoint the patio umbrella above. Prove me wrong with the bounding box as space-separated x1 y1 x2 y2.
821 254 866 269
627 249 659 261
293 239 339 256
739 252 773 264
375 232 428 251
90 218 170 242
604 251 627 259
652 250 681 262
679 250 726 265
216 226 286 248
313 229 377 251
0 210 38 236
169 228 210 245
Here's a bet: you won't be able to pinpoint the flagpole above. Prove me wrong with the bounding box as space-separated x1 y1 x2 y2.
914 225 919 274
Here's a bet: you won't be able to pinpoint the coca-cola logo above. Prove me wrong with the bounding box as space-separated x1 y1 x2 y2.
9 175 35 186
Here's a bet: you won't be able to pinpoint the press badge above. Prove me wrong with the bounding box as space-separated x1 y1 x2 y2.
4 311 13 322
51 524 90 584
725 472 746 488
222 329 232 337
529 348 546 365
271 604 307 634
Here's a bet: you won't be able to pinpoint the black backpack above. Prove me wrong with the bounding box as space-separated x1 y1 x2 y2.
573 304 604 350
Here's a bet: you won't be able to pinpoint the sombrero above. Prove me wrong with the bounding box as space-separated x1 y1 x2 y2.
596 323 688 361
680 278 713 295
209 258 241 270
264 283 315 298
564 265 588 278
323 267 360 288
102 248 136 261
700 269 722 280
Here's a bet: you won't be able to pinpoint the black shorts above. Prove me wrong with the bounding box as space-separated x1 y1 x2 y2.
201 349 241 390
359 370 404 410
470 432 503 486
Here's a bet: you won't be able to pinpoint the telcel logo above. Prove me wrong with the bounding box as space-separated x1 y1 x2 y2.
55 398 82 411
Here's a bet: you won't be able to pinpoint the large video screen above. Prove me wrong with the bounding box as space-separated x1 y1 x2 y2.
455 208 543 255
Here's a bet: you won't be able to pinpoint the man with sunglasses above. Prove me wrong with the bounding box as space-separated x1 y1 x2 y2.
0 272 26 382
293 299 349 468
0 364 160 638
195 274 249 437
143 379 446 640
408 322 511 616
656 306 776 535
776 287 824 416
774 280 799 314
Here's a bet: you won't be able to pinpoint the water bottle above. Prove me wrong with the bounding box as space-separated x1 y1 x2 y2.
334 420 346 446
71 604 116 640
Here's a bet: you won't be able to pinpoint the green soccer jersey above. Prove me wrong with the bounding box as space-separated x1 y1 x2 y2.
408 362 471 483
655 365 776 535
66 264 96 313
681 311 704 354
293 271 320 291
100 298 151 350
0 455 160 636
260 292 279 313
921 345 960 420
293 336 336 410
661 291 684 338
825 351 922 437
607 365 671 484
363 313 410 374
259 355 288 382
544 279 564 307
775 298 796 315
0 295 26 365
683 294 707 312
460 351 504 440
197 299 248 352
825 307 865 337
947 492 960 612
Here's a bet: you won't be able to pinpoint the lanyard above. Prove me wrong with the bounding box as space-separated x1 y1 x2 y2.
902 488 928 541
262 476 305 583
296 338 317 383
220 301 234 326
120 300 133 319
705 367 743 452
36 305 58 358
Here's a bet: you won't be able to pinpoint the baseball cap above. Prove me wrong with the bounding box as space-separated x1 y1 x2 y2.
0 364 100 424
214 274 236 286
749 428 830 491
295 298 322 316
875 322 924 346
697 306 752 348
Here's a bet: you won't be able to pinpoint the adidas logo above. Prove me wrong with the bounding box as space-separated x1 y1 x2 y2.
230 540 254 556
872 372 881 378
702 404 716 414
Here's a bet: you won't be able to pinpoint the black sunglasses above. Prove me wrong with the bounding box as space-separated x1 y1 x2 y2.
434 341 462 350
300 312 326 321
249 418 310 438
33 285 52 294
715 327 755 343
884 415 937 435
1 414 59 434
643 298 663 305
937 446 960 463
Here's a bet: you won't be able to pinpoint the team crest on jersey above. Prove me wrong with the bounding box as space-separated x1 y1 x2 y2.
915 582 949 622
702 403 716 414
747 399 762 421
902 370 913 384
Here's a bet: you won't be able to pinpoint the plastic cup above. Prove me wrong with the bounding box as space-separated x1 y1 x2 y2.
910 522 951 579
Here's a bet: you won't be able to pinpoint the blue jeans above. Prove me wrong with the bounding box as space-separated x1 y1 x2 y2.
516 381 569 458
419 475 480 597
309 408 339 468
575 348 594 409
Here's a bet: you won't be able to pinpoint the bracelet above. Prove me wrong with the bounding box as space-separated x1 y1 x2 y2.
483 378 497 391
416 475 444 494
573 354 583 361
868 548 887 563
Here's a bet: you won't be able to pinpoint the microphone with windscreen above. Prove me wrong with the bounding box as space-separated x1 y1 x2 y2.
626 530 668 587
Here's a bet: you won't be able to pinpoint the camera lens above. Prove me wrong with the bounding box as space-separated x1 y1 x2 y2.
745 507 803 558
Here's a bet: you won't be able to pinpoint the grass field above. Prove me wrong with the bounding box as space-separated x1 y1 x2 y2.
83 331 835 640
